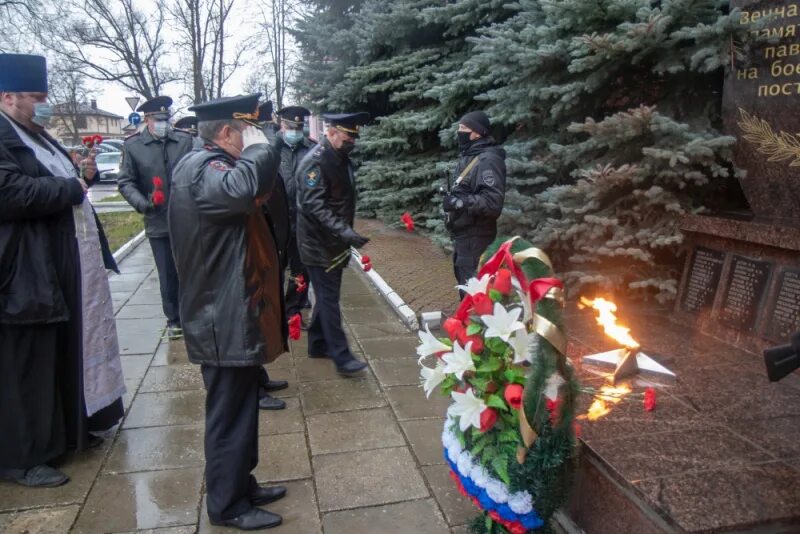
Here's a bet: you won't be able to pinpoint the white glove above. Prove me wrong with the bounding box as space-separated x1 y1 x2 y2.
242 125 268 150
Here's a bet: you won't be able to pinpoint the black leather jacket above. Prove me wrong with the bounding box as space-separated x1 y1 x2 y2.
448 137 506 238
118 127 194 238
0 113 117 324
168 140 286 367
295 138 361 268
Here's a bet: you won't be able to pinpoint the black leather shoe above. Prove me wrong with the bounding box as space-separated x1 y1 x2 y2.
0 465 69 488
258 395 286 410
337 359 368 376
263 380 288 392
250 485 286 506
87 434 104 449
210 508 282 530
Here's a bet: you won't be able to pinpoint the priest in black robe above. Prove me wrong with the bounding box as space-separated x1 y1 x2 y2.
0 54 125 488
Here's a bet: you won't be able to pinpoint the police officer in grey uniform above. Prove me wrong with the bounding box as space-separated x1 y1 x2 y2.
295 112 370 376
168 94 286 530
441 110 506 296
118 96 193 336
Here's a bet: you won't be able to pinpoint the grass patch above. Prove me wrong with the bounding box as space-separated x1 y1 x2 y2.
98 211 144 253
98 193 125 202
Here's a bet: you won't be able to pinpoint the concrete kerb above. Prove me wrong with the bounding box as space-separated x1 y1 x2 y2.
112 229 147 264
348 247 419 331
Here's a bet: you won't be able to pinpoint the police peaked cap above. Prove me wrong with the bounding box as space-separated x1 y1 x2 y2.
189 93 262 123
138 96 173 119
0 54 48 92
174 115 198 131
323 112 370 138
278 106 311 127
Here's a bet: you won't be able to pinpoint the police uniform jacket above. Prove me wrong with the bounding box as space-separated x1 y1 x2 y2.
0 113 117 324
449 137 506 238
168 141 286 367
295 138 361 268
279 135 312 229
118 127 194 238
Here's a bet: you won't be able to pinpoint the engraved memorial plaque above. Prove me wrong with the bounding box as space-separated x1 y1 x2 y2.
766 268 800 341
720 256 773 331
681 247 726 313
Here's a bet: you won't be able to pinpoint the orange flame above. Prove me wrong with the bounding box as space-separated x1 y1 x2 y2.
579 297 640 350
582 384 632 421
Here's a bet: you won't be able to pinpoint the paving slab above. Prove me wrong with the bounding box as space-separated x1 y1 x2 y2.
300 377 387 415
120 354 154 383
322 498 449 534
117 317 167 355
151 339 191 367
401 418 447 466
123 390 206 429
198 479 321 534
253 432 312 483
0 504 80 533
259 397 305 436
358 336 419 360
72 468 203 533
116 303 165 320
348 321 410 340
140 364 204 393
340 292 386 309
371 357 424 386
386 385 450 421
127 288 166 306
306 407 406 455
343 306 399 325
313 446 428 512
104 425 205 474
422 465 478 527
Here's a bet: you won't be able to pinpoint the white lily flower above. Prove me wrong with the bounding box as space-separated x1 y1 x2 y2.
416 325 451 362
510 328 537 364
420 361 447 398
442 341 476 380
456 273 491 296
449 388 487 431
543 372 565 401
481 303 525 342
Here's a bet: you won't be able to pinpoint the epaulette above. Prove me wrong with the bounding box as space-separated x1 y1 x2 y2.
124 131 140 141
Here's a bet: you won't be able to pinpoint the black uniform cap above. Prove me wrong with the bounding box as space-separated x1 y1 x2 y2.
189 93 262 123
174 116 197 132
137 96 173 119
278 106 311 127
323 112 370 138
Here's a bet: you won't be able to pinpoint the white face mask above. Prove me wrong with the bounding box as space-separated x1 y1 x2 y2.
152 121 169 138
31 102 54 127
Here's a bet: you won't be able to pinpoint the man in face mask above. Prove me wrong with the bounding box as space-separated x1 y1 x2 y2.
441 110 507 297
117 96 194 338
276 106 313 324
295 112 370 376
168 94 287 531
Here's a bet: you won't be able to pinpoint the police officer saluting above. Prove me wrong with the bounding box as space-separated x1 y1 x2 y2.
118 96 193 337
296 112 370 376
168 94 286 530
276 106 313 322
441 110 506 296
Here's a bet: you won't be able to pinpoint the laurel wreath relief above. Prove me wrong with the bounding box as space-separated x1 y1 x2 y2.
736 107 800 166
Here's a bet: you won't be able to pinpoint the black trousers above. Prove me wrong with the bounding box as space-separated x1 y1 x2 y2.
453 234 495 299
284 235 309 317
201 365 261 521
307 266 354 366
149 236 180 325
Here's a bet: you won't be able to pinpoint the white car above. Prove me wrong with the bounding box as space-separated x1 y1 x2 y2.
95 151 122 183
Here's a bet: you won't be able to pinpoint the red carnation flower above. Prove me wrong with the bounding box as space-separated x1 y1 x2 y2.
152 190 166 206
479 407 498 432
644 387 656 412
471 292 493 315
82 136 93 147
363 263 372 272
360 255 371 264
92 134 103 145
152 176 164 189
492 268 513 295
466 334 484 354
400 211 415 232
443 317 465 341
288 313 302 340
454 294 473 322
504 383 524 410
295 274 307 293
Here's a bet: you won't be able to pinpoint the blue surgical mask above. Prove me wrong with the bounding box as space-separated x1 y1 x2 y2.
284 130 304 145
152 121 170 138
32 102 53 127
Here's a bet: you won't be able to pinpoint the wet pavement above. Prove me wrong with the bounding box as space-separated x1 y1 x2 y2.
0 242 466 533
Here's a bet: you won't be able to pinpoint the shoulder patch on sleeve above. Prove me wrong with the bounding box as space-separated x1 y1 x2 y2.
208 160 232 171
305 169 319 187
481 170 496 187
